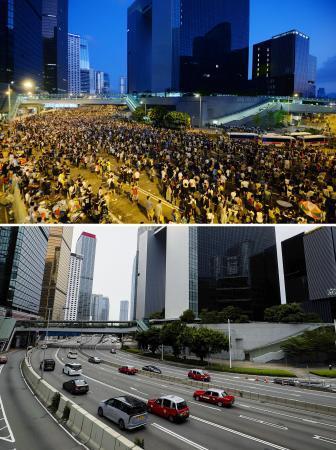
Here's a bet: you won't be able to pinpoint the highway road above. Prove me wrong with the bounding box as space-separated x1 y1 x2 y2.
0 350 86 450
29 347 336 450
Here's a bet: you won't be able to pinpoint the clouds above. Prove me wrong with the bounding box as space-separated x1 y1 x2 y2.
317 55 336 83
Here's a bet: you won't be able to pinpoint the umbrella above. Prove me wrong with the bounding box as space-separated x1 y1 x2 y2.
277 200 293 208
299 200 322 220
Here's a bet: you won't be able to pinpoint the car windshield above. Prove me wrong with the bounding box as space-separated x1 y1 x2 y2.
74 380 87 386
176 401 187 410
221 392 228 397
69 364 81 369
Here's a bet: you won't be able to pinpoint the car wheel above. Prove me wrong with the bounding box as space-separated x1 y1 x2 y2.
195 396 200 401
217 402 222 407
98 407 104 417
168 416 175 423
119 419 125 430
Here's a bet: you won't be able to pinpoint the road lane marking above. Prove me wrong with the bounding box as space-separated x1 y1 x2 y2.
313 435 336 445
0 396 15 443
239 414 288 430
151 423 208 450
188 400 220 411
130 387 148 395
190 415 292 450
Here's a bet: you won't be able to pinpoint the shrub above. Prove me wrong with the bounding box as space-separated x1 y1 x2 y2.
62 405 70 421
309 369 336 378
134 438 145 448
50 392 60 412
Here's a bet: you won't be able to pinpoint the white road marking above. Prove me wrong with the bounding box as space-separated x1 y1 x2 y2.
0 396 15 443
0 366 4 375
188 400 220 411
151 423 208 450
239 414 288 430
313 435 336 445
190 415 293 450
130 387 148 395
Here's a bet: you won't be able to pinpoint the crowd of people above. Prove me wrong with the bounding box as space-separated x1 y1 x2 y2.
0 106 335 224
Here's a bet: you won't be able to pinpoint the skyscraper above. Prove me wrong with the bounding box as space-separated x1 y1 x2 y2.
252 30 314 97
76 232 96 321
68 33 81 95
0 0 43 89
80 37 91 94
39 227 73 320
91 294 110 321
42 0 68 93
127 0 250 94
135 227 280 320
0 227 49 316
64 253 83 321
119 300 129 321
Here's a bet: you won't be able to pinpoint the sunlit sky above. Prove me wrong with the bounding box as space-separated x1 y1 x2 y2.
69 0 336 93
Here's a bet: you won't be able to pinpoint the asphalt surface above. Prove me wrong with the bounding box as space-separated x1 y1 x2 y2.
29 347 336 450
0 350 85 450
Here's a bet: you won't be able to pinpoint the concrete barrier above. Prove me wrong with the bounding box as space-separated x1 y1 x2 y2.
101 428 134 450
56 395 69 419
78 412 94 443
87 420 111 450
71 405 86 436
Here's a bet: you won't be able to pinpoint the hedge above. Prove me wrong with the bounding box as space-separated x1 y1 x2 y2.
309 369 336 378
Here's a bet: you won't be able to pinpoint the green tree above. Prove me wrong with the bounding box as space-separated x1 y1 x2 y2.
189 328 229 362
164 111 191 129
148 106 167 126
149 309 165 320
264 304 320 323
132 106 146 122
160 321 188 358
180 309 196 323
135 327 162 354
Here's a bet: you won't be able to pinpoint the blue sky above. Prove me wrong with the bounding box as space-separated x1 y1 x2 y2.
69 0 336 93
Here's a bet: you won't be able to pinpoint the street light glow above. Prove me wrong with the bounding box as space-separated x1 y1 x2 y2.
23 80 34 90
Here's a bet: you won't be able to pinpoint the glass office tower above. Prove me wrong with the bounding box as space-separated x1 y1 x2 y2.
0 227 49 315
0 0 43 88
42 0 68 93
76 232 96 321
128 0 250 94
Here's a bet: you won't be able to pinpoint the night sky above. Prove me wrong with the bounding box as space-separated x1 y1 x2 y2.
69 0 336 94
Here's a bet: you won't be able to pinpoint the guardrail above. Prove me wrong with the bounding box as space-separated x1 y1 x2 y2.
78 349 336 417
22 351 142 450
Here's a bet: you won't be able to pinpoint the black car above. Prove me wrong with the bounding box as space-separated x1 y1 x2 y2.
142 365 162 374
273 378 298 386
88 356 101 364
63 379 89 395
40 359 55 371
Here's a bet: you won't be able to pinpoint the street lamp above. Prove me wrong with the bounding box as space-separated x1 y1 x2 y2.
195 93 202 128
140 99 147 116
22 79 34 91
6 81 14 116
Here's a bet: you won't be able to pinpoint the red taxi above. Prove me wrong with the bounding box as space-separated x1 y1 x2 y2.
193 388 235 407
118 365 138 375
188 369 211 382
147 395 189 422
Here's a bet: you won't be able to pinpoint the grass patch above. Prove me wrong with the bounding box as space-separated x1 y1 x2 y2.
309 369 336 378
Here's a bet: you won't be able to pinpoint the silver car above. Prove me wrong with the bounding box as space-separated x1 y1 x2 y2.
98 396 148 430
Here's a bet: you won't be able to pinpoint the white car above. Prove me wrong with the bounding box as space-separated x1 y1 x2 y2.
67 351 78 359
41 344 47 350
63 363 82 376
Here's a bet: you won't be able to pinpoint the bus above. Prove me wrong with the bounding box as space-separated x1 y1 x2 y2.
261 134 295 147
296 135 327 147
227 132 259 142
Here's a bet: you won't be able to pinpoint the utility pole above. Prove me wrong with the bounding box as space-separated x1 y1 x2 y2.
228 319 232 369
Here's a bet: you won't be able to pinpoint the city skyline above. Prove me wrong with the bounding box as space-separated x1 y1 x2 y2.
69 0 336 93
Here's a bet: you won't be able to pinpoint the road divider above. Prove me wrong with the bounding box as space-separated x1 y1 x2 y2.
77 348 336 417
22 352 142 450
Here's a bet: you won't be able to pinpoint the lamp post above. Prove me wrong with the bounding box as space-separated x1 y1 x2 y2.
228 319 232 369
6 81 14 116
140 99 147 116
195 94 202 128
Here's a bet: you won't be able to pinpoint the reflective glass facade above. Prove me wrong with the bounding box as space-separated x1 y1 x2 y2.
76 232 96 321
91 294 110 321
128 0 250 94
42 0 68 93
0 0 43 87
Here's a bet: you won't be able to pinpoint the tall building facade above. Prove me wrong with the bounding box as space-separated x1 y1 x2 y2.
42 0 68 93
91 294 110 321
39 227 73 320
76 232 96 321
135 227 280 320
119 300 129 321
0 0 43 89
80 37 91 94
68 33 81 95
282 227 336 322
252 30 315 97
64 253 83 321
0 227 49 316
127 0 250 94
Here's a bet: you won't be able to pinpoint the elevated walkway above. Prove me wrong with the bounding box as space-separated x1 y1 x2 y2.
125 95 140 112
212 100 278 125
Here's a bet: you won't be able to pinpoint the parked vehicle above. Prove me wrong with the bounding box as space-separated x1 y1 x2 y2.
39 359 55 371
63 363 82 376
188 369 211 382
63 379 89 395
147 395 189 422
0 354 8 364
88 356 101 364
110 349 117 354
67 351 78 359
98 396 148 430
142 365 162 374
118 366 138 375
193 389 235 407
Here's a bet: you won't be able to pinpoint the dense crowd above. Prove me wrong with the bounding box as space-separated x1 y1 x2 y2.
0 106 335 224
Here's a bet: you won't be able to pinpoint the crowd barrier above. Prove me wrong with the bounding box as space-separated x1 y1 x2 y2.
22 353 142 450
78 349 336 417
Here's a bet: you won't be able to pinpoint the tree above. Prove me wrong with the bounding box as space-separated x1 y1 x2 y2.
188 328 229 362
264 304 320 323
149 309 165 320
164 111 191 129
199 307 249 324
160 321 189 358
135 327 161 354
148 106 167 126
131 106 146 122
180 309 196 323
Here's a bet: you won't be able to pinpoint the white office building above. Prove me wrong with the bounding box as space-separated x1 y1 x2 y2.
68 34 81 95
64 253 83 321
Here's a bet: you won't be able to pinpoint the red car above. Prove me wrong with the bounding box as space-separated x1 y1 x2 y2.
193 389 235 407
147 395 189 422
0 355 8 364
118 365 138 375
188 369 211 382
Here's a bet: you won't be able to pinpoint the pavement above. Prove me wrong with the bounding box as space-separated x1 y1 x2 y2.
27 347 336 450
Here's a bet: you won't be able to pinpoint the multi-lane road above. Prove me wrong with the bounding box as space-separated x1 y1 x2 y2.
23 346 336 450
